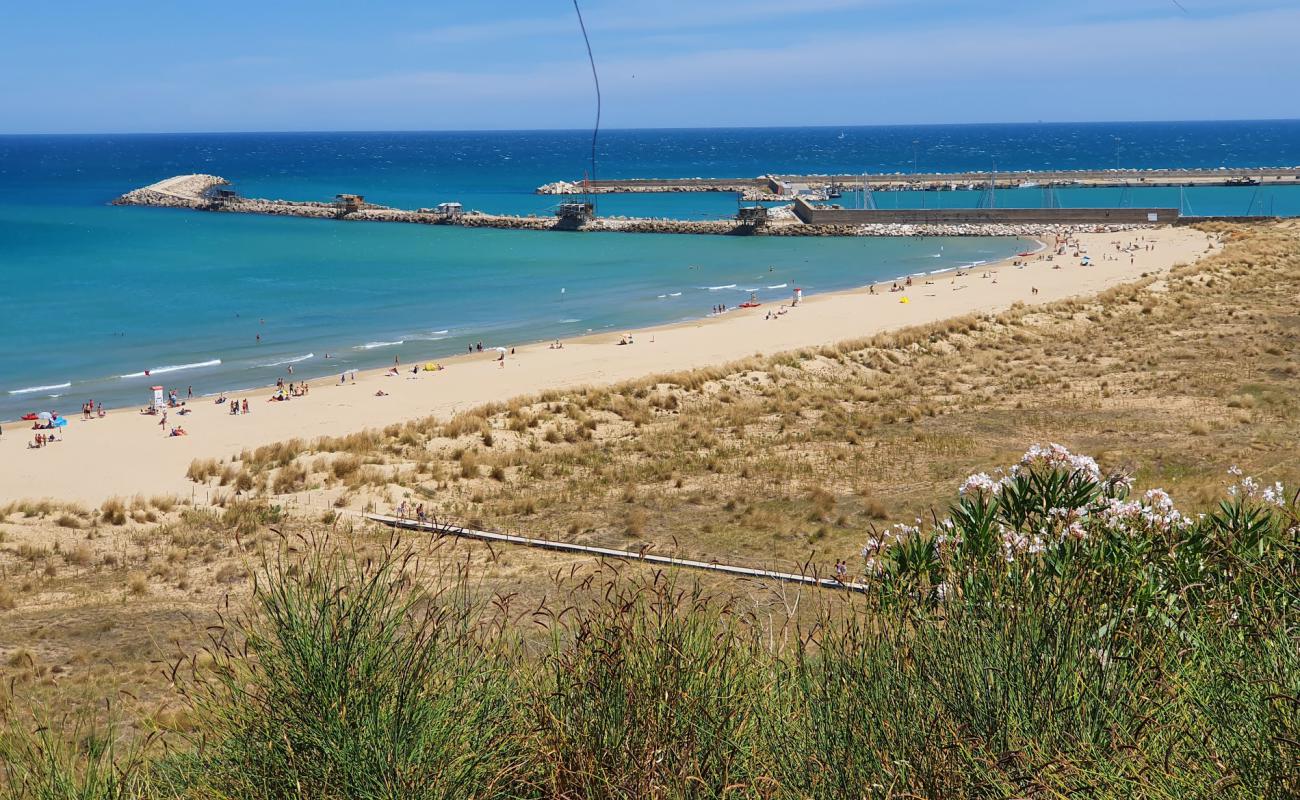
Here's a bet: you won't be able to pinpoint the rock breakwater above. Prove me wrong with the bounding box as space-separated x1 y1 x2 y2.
114 175 1158 238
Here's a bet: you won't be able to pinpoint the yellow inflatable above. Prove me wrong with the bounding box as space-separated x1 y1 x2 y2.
899 296 910 304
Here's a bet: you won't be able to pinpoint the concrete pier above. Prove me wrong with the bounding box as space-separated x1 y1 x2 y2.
537 167 1300 195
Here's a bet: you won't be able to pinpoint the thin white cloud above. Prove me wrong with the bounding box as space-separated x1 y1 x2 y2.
411 0 895 44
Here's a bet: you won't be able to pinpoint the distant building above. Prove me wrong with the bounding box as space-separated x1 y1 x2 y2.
555 201 594 225
736 205 769 228
333 194 365 214
435 201 463 218
206 186 239 204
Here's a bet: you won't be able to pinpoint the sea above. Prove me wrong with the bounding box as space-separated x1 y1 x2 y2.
2 120 1299 420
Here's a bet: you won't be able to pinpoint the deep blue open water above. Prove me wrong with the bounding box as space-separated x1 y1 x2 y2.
2 121 1298 420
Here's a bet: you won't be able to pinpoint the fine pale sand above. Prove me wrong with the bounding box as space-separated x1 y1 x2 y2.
0 227 1216 506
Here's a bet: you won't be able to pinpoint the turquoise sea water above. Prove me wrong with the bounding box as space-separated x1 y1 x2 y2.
2 122 1298 420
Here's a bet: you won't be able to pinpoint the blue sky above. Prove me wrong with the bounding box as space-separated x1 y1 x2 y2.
1 0 1297 133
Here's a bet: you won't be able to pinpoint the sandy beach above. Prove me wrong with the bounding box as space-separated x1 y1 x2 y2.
0 227 1215 506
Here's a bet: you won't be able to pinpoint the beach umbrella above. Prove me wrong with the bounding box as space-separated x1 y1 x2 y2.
495 347 508 353
53 417 68 427
37 411 53 421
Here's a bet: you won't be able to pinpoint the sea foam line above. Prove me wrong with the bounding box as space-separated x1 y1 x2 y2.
9 382 71 395
766 283 787 289
707 284 737 291
120 359 221 379
260 353 314 368
356 341 404 350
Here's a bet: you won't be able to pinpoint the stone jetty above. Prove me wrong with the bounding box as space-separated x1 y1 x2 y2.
539 167 1300 195
114 175 1156 238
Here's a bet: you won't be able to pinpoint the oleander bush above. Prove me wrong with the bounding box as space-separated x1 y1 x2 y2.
3 445 1296 799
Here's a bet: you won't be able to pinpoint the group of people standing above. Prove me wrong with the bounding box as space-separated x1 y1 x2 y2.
80 400 105 420
395 501 429 524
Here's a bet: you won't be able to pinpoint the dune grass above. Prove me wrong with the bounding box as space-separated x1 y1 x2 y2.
3 446 1296 799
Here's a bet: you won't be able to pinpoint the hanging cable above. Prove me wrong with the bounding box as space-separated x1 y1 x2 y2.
573 0 601 195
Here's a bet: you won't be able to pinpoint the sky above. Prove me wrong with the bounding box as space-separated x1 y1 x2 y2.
1 0 1297 134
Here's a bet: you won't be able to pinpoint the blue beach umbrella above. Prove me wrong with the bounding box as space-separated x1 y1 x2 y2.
53 416 68 427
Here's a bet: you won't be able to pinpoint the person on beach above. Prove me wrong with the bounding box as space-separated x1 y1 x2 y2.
187 385 193 398
242 398 249 414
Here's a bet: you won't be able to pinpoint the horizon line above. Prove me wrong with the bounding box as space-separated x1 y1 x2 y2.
2 117 1299 138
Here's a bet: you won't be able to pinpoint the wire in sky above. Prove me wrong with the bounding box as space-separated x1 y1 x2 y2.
1169 0 1189 13
573 0 601 188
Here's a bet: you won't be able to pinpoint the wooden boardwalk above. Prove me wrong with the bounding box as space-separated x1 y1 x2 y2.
366 513 866 592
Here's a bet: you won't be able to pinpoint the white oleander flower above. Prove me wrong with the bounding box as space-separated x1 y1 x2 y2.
1014 443 1102 481
959 472 1002 496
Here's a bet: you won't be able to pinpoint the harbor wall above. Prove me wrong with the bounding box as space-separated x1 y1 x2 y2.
113 175 1165 239
541 167 1300 194
791 198 1180 226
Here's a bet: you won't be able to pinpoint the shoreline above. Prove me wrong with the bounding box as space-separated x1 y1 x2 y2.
1 238 1040 424
0 226 1216 506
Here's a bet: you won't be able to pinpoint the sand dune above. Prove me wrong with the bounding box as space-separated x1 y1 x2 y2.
0 227 1215 505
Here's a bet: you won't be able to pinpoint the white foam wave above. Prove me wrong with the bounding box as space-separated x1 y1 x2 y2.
707 284 737 291
260 353 314 368
120 359 221 379
9 382 71 395
356 341 404 350
766 283 787 289
669 292 682 297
